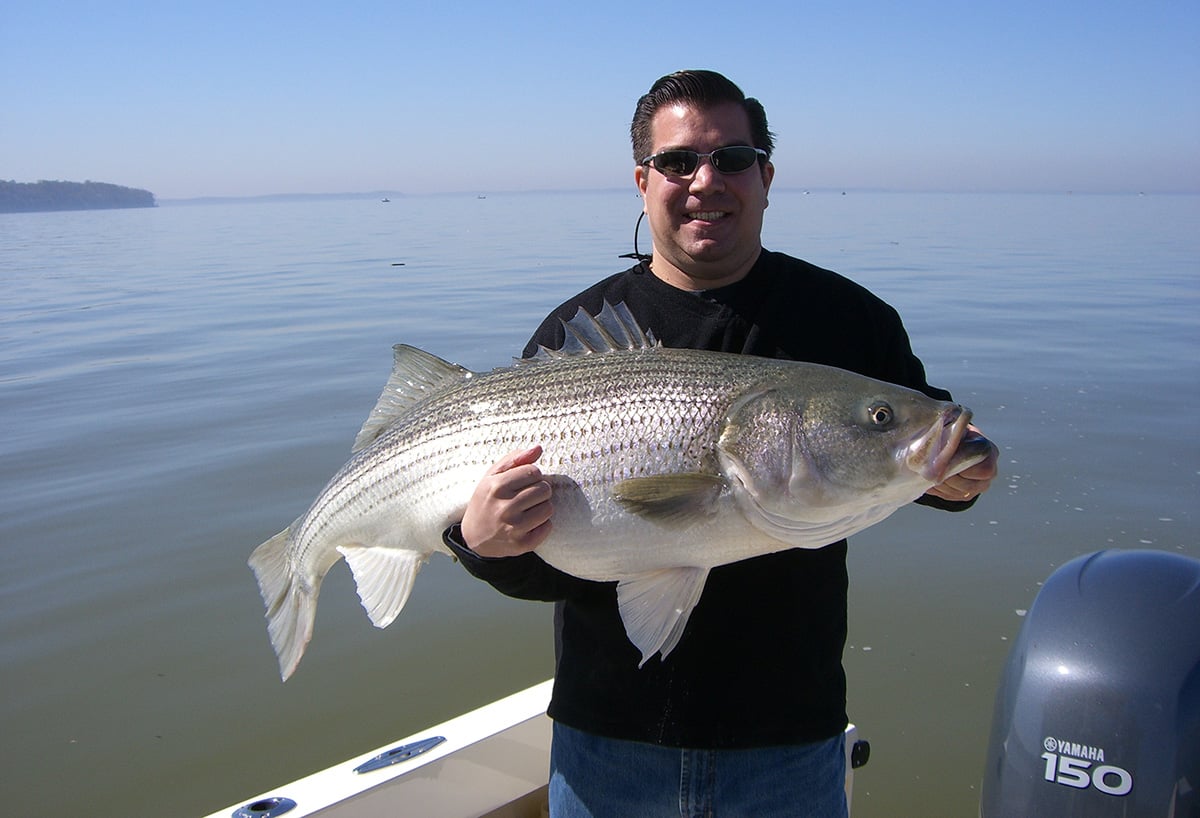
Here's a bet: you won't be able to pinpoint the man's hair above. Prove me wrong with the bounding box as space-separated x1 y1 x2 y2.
630 70 775 164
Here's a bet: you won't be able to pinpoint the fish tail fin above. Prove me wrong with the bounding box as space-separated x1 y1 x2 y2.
337 545 428 629
248 524 318 681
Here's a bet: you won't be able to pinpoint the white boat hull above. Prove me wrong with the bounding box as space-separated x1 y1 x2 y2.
208 680 863 818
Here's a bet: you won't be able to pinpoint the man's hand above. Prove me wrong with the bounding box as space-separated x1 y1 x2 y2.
926 426 999 503
460 446 554 557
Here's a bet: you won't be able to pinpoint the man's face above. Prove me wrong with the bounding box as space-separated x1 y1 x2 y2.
635 101 775 290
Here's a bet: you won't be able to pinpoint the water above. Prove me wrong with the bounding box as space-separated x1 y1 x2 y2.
1 191 1196 817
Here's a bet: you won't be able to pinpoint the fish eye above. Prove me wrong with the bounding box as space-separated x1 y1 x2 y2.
867 402 894 426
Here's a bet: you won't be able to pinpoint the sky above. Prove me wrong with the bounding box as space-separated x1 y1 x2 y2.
3 0 1197 199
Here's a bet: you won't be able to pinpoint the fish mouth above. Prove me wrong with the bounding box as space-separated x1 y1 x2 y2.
906 405 986 484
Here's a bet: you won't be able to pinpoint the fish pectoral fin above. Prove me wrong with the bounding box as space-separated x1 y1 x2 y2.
616 567 710 667
612 473 726 528
336 545 428 628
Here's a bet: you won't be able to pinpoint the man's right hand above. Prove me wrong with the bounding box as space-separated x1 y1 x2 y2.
460 445 554 558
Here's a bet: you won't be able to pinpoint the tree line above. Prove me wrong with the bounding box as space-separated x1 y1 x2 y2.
1 180 156 213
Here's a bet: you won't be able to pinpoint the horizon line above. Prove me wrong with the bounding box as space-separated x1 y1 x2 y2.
157 185 1200 204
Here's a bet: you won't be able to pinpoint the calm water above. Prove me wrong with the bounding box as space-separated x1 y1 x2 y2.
2 191 1197 817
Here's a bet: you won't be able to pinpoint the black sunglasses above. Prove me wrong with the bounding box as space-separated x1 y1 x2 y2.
640 146 768 177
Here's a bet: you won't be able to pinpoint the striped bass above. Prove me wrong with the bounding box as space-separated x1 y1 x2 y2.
250 302 990 680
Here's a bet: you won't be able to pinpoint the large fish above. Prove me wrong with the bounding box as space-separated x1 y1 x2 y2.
250 302 990 680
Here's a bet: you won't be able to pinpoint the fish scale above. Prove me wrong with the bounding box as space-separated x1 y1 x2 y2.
381 355 728 496
250 302 990 680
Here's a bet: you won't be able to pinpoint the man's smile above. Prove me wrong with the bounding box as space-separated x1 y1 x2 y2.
685 210 729 222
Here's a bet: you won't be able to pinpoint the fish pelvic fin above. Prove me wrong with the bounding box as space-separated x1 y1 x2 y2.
248 524 319 682
616 567 710 667
532 301 659 360
353 346 473 453
612 472 725 528
337 545 427 628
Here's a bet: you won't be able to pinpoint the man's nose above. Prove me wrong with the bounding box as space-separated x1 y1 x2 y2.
688 156 725 191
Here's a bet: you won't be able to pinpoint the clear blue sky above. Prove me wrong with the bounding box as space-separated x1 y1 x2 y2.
4 0 1197 198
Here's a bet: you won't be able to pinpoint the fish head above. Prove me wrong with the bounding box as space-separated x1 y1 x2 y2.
717 368 991 545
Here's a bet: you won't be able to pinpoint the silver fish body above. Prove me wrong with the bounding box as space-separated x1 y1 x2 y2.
250 303 989 679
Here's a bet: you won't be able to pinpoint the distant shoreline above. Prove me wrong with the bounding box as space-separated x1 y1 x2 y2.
159 187 1196 205
159 190 411 206
156 187 1195 206
0 180 156 214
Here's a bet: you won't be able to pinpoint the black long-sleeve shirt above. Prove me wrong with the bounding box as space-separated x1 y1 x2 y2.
445 250 971 748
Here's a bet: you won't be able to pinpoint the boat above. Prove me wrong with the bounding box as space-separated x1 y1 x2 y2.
212 549 1200 817
206 678 866 817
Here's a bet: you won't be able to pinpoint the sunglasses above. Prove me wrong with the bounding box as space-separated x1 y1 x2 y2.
640 146 768 177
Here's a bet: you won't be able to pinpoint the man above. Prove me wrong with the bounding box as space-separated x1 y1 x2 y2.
443 70 998 817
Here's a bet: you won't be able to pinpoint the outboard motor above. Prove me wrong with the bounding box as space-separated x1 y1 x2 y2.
980 549 1200 817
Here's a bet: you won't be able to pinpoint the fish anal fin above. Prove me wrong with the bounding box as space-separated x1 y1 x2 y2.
352 346 473 452
613 473 725 528
336 545 427 628
616 567 710 667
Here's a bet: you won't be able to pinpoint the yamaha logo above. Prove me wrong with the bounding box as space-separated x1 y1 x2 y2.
1041 736 1133 796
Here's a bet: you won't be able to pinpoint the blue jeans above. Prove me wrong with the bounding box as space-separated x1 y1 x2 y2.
548 722 848 818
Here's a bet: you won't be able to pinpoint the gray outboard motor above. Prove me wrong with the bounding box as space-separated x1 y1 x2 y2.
980 549 1200 817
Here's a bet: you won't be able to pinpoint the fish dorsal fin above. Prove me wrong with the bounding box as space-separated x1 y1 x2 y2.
616 567 711 666
533 301 658 360
352 345 473 452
